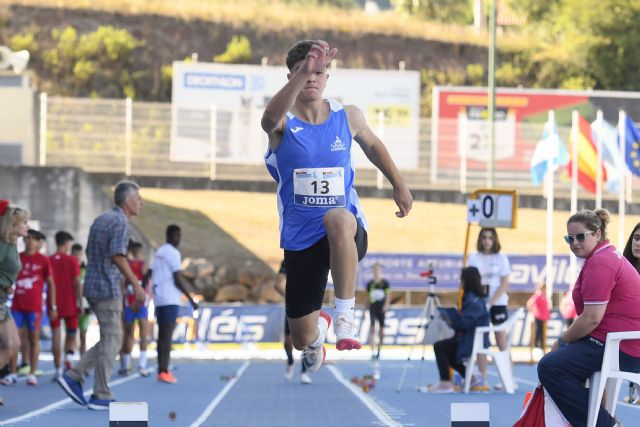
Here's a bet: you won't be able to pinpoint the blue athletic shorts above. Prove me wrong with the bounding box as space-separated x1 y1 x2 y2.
123 306 149 324
12 310 41 332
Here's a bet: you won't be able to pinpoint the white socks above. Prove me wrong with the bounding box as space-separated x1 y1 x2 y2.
308 315 330 349
334 297 355 318
138 350 147 369
122 353 131 369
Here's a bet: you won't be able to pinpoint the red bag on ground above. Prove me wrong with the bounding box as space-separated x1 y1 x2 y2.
513 385 571 427
513 385 546 427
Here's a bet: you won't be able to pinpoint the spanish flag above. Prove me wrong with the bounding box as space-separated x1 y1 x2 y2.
567 113 606 194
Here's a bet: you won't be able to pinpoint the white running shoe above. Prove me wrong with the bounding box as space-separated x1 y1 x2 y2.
335 314 362 350
301 311 331 372
1 374 17 386
300 372 312 384
284 364 294 381
138 367 151 377
26 374 37 386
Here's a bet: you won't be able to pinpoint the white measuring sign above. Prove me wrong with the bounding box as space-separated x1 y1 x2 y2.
467 191 517 228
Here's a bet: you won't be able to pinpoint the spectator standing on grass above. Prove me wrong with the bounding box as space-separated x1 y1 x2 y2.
0 200 29 405
538 209 640 427
57 181 146 410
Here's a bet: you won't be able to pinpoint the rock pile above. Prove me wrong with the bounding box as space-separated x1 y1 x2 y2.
180 258 283 304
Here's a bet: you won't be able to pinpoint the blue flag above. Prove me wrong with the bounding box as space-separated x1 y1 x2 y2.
625 116 640 177
591 118 624 193
530 118 569 186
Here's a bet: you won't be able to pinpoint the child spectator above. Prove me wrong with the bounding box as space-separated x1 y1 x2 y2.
119 241 151 377
3 230 57 386
49 231 82 379
527 283 551 353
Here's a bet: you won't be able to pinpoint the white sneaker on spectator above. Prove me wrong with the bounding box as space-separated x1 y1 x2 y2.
300 372 312 384
335 314 361 350
1 374 17 386
27 374 37 386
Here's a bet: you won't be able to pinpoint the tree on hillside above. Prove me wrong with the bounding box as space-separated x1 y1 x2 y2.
509 0 640 90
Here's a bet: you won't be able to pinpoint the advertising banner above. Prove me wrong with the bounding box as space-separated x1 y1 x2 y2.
357 253 573 292
171 62 420 168
175 304 565 348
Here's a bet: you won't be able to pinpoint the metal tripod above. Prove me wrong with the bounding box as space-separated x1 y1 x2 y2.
396 273 441 393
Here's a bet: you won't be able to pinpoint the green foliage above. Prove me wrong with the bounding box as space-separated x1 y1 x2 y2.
392 0 473 24
9 32 38 53
214 36 253 64
465 63 484 86
40 25 143 98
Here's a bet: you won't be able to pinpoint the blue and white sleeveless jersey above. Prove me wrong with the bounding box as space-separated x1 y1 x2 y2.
264 99 368 251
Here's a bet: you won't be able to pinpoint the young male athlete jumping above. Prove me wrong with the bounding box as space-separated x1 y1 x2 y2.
262 39 412 372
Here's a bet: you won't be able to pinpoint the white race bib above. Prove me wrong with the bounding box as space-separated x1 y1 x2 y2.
293 167 346 207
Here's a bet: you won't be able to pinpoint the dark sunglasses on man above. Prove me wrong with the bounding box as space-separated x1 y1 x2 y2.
563 230 594 244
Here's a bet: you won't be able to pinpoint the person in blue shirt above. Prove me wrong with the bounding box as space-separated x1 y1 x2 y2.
427 266 489 393
262 40 413 374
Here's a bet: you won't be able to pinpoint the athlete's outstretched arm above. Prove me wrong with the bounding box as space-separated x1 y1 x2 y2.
348 105 413 218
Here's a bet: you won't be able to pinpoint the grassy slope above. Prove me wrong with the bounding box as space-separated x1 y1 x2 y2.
7 0 533 50
140 188 640 272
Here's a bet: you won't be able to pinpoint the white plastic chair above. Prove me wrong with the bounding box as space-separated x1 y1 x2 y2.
463 307 524 394
587 331 640 427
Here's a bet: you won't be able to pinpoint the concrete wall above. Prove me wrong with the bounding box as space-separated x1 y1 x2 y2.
0 75 37 165
0 165 150 255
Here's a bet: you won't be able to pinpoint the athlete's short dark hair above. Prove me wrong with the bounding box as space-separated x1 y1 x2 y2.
286 40 315 71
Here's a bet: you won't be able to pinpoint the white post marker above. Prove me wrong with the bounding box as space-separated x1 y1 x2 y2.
451 402 489 426
109 402 148 427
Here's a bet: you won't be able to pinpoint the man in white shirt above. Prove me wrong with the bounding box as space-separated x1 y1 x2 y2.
148 225 198 384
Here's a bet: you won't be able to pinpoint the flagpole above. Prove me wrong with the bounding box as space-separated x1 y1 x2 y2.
596 110 603 209
458 110 467 194
570 110 579 284
619 110 627 247
546 110 555 303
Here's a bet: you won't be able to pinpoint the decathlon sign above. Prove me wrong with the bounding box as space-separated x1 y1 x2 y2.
171 61 420 166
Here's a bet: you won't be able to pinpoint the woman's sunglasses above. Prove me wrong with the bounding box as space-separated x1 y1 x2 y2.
563 230 594 244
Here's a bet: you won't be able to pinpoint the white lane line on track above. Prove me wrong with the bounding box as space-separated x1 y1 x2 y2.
0 369 155 425
327 365 401 427
189 361 250 427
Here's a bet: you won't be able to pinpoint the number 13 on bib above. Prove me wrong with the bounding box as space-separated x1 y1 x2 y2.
294 167 346 207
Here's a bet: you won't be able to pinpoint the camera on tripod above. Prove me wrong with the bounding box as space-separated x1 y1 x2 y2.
419 262 437 286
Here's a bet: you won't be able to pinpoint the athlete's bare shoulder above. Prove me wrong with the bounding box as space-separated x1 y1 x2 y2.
343 104 367 138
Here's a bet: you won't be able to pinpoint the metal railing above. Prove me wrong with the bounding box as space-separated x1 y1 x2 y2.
39 94 580 192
